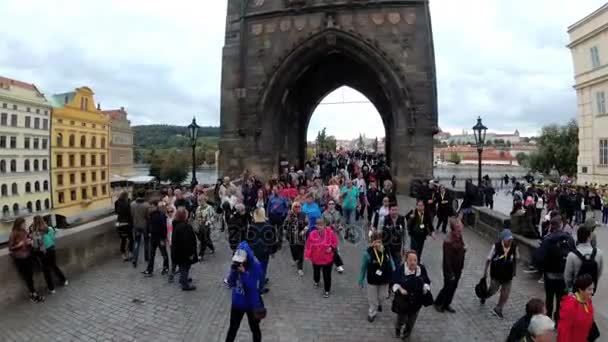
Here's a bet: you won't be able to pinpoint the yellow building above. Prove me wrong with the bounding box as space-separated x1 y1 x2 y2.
50 87 112 220
568 4 608 184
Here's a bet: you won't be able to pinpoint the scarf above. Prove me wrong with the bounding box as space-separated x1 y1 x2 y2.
575 292 590 313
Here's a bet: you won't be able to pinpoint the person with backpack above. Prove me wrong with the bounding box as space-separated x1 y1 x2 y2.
481 229 518 319
564 226 603 294
533 216 575 322
267 185 289 250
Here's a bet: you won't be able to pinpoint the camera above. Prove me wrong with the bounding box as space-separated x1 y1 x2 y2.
231 262 243 270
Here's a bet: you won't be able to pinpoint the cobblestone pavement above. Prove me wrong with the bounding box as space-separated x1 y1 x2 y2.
1 196 548 342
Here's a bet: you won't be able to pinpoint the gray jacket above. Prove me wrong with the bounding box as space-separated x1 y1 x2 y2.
564 242 603 290
130 198 149 231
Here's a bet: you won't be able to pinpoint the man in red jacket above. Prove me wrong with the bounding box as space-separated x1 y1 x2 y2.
434 218 465 313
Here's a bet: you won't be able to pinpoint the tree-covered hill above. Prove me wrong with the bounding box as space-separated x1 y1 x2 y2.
133 124 219 147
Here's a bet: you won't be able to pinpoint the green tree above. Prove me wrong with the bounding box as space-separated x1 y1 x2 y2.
315 128 337 152
160 154 189 184
515 152 529 168
447 152 462 165
357 133 365 150
148 149 162 180
205 151 216 165
528 120 578 176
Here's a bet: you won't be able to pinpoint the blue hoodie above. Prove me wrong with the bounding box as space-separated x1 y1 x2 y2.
302 202 321 228
227 241 264 311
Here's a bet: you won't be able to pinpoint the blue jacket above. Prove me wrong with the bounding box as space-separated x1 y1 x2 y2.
302 202 321 228
227 241 264 311
532 231 575 273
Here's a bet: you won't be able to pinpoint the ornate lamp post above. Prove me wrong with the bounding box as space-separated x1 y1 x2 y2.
188 117 200 188
472 116 488 186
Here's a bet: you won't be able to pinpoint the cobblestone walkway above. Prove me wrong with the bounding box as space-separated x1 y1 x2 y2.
0 196 545 342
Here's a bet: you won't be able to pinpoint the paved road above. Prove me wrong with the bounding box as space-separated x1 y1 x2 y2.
0 196 549 341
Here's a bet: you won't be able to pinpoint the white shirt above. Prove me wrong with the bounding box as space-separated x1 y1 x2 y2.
391 265 431 293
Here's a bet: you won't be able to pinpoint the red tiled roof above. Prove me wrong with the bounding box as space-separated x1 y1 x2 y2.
0 75 38 92
102 108 126 120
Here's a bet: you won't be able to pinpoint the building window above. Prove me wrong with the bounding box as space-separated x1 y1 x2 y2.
24 137 30 149
10 114 17 126
13 203 19 215
82 188 87 200
597 91 606 115
11 183 18 195
1 184 7 196
69 134 75 147
57 133 63 147
35 200 41 211
0 160 5 173
91 136 96 148
81 172 86 183
92 186 98 197
591 46 601 69
91 155 96 166
26 202 32 213
34 117 40 129
57 155 63 168
42 139 48 149
43 180 49 191
80 135 86 148
33 138 39 149
26 107 30 113
36 108 40 114
33 159 39 171
34 181 40 192
58 192 65 204
101 137 106 148
69 154 75 167
1 103 5 108
42 159 48 170
70 190 76 201
44 199 50 209
25 116 31 128
81 154 86 166
10 159 16 172
0 113 6 125
70 173 75 184
12 104 17 110
102 185 107 195
43 119 48 130
600 139 608 165
10 136 16 149
2 205 8 217
70 120 75 126
81 122 86 127
57 174 63 186
25 182 31 193
0 136 6 148
101 170 106 180
101 154 106 166
24 159 30 172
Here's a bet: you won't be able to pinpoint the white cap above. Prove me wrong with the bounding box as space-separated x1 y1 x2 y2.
232 249 247 263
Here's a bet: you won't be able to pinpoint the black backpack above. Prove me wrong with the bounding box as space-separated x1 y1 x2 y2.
573 248 599 287
545 236 572 273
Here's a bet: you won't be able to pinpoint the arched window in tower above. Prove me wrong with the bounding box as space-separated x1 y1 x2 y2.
44 199 50 209
101 137 106 148
42 159 48 170
10 159 16 172
43 180 49 191
0 160 5 173
1 184 7 196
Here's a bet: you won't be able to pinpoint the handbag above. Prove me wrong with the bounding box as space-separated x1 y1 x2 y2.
475 276 488 299
421 290 434 307
588 321 600 341
391 292 410 314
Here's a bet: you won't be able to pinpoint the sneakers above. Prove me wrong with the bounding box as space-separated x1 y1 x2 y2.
297 269 304 277
161 268 169 275
434 303 444 313
323 291 330 298
142 270 153 277
367 315 375 323
313 282 319 288
480 298 486 305
182 285 197 291
29 293 44 303
395 328 401 338
444 306 456 313
377 305 382 312
492 307 504 319
336 266 344 273
209 249 215 255
260 288 270 294
63 280 69 287
49 289 56 294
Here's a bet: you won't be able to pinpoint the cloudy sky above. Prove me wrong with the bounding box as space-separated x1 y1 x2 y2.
0 0 604 140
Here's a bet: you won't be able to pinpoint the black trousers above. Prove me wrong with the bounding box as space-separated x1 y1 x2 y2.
198 229 215 257
225 308 261 342
269 217 284 250
117 224 133 254
147 238 169 273
410 236 426 262
13 256 35 293
435 275 460 309
313 263 333 292
289 243 304 270
437 213 449 233
33 251 57 291
41 247 66 290
544 276 566 322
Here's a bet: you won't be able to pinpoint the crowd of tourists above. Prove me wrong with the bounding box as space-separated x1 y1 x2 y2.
7 149 604 341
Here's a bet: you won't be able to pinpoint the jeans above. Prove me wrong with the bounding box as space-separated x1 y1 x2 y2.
147 238 169 273
603 207 608 224
313 263 333 292
289 244 304 271
342 207 356 226
40 247 67 291
410 236 426 262
13 256 35 293
225 308 262 342
179 263 191 289
435 275 460 309
487 278 512 312
132 229 150 266
259 259 269 292
366 283 388 317
396 310 420 337
544 276 566 322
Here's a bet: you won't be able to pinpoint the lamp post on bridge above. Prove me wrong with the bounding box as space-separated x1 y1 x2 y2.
472 116 488 187
188 117 200 189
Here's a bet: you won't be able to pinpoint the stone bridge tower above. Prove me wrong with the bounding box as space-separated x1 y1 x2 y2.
219 0 438 192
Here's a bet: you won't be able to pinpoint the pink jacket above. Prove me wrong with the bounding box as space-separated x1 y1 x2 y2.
305 228 338 265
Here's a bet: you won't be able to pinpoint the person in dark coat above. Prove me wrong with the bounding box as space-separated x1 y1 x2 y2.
435 185 453 234
382 204 407 267
434 218 466 313
391 250 432 340
248 208 277 294
144 201 169 276
114 191 133 261
171 208 197 291
228 204 250 252
407 200 436 261
506 298 546 342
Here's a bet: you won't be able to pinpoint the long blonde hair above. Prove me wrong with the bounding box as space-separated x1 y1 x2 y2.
32 215 48 234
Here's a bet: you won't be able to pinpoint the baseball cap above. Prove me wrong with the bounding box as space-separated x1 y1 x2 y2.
232 249 247 263
499 229 514 241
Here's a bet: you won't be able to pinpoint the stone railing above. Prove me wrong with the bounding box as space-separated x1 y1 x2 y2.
468 206 540 265
0 215 118 307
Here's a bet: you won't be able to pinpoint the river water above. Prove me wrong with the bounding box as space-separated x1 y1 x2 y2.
133 164 218 185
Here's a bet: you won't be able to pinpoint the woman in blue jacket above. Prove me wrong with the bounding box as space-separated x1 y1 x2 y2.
225 241 264 342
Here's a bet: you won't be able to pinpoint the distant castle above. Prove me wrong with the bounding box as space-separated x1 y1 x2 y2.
434 128 521 145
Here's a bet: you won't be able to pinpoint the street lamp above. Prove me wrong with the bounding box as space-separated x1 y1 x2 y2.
472 116 488 186
187 117 200 188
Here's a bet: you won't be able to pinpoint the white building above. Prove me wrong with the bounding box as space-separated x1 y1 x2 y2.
0 76 52 230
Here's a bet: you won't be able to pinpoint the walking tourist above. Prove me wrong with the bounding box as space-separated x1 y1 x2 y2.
171 208 197 291
285 201 308 276
131 190 150 268
482 228 517 318
115 191 133 261
366 180 383 223
557 274 597 342
248 207 276 294
407 200 435 261
359 232 394 322
340 179 359 239
435 185 453 234
305 218 338 298
506 298 546 342
8 218 44 303
267 185 289 250
194 194 216 260
228 204 249 252
564 226 603 293
144 200 169 277
434 218 465 313
225 242 264 342
383 204 407 267
391 250 432 341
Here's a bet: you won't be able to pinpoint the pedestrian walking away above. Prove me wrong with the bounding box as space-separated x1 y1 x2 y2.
434 218 465 313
